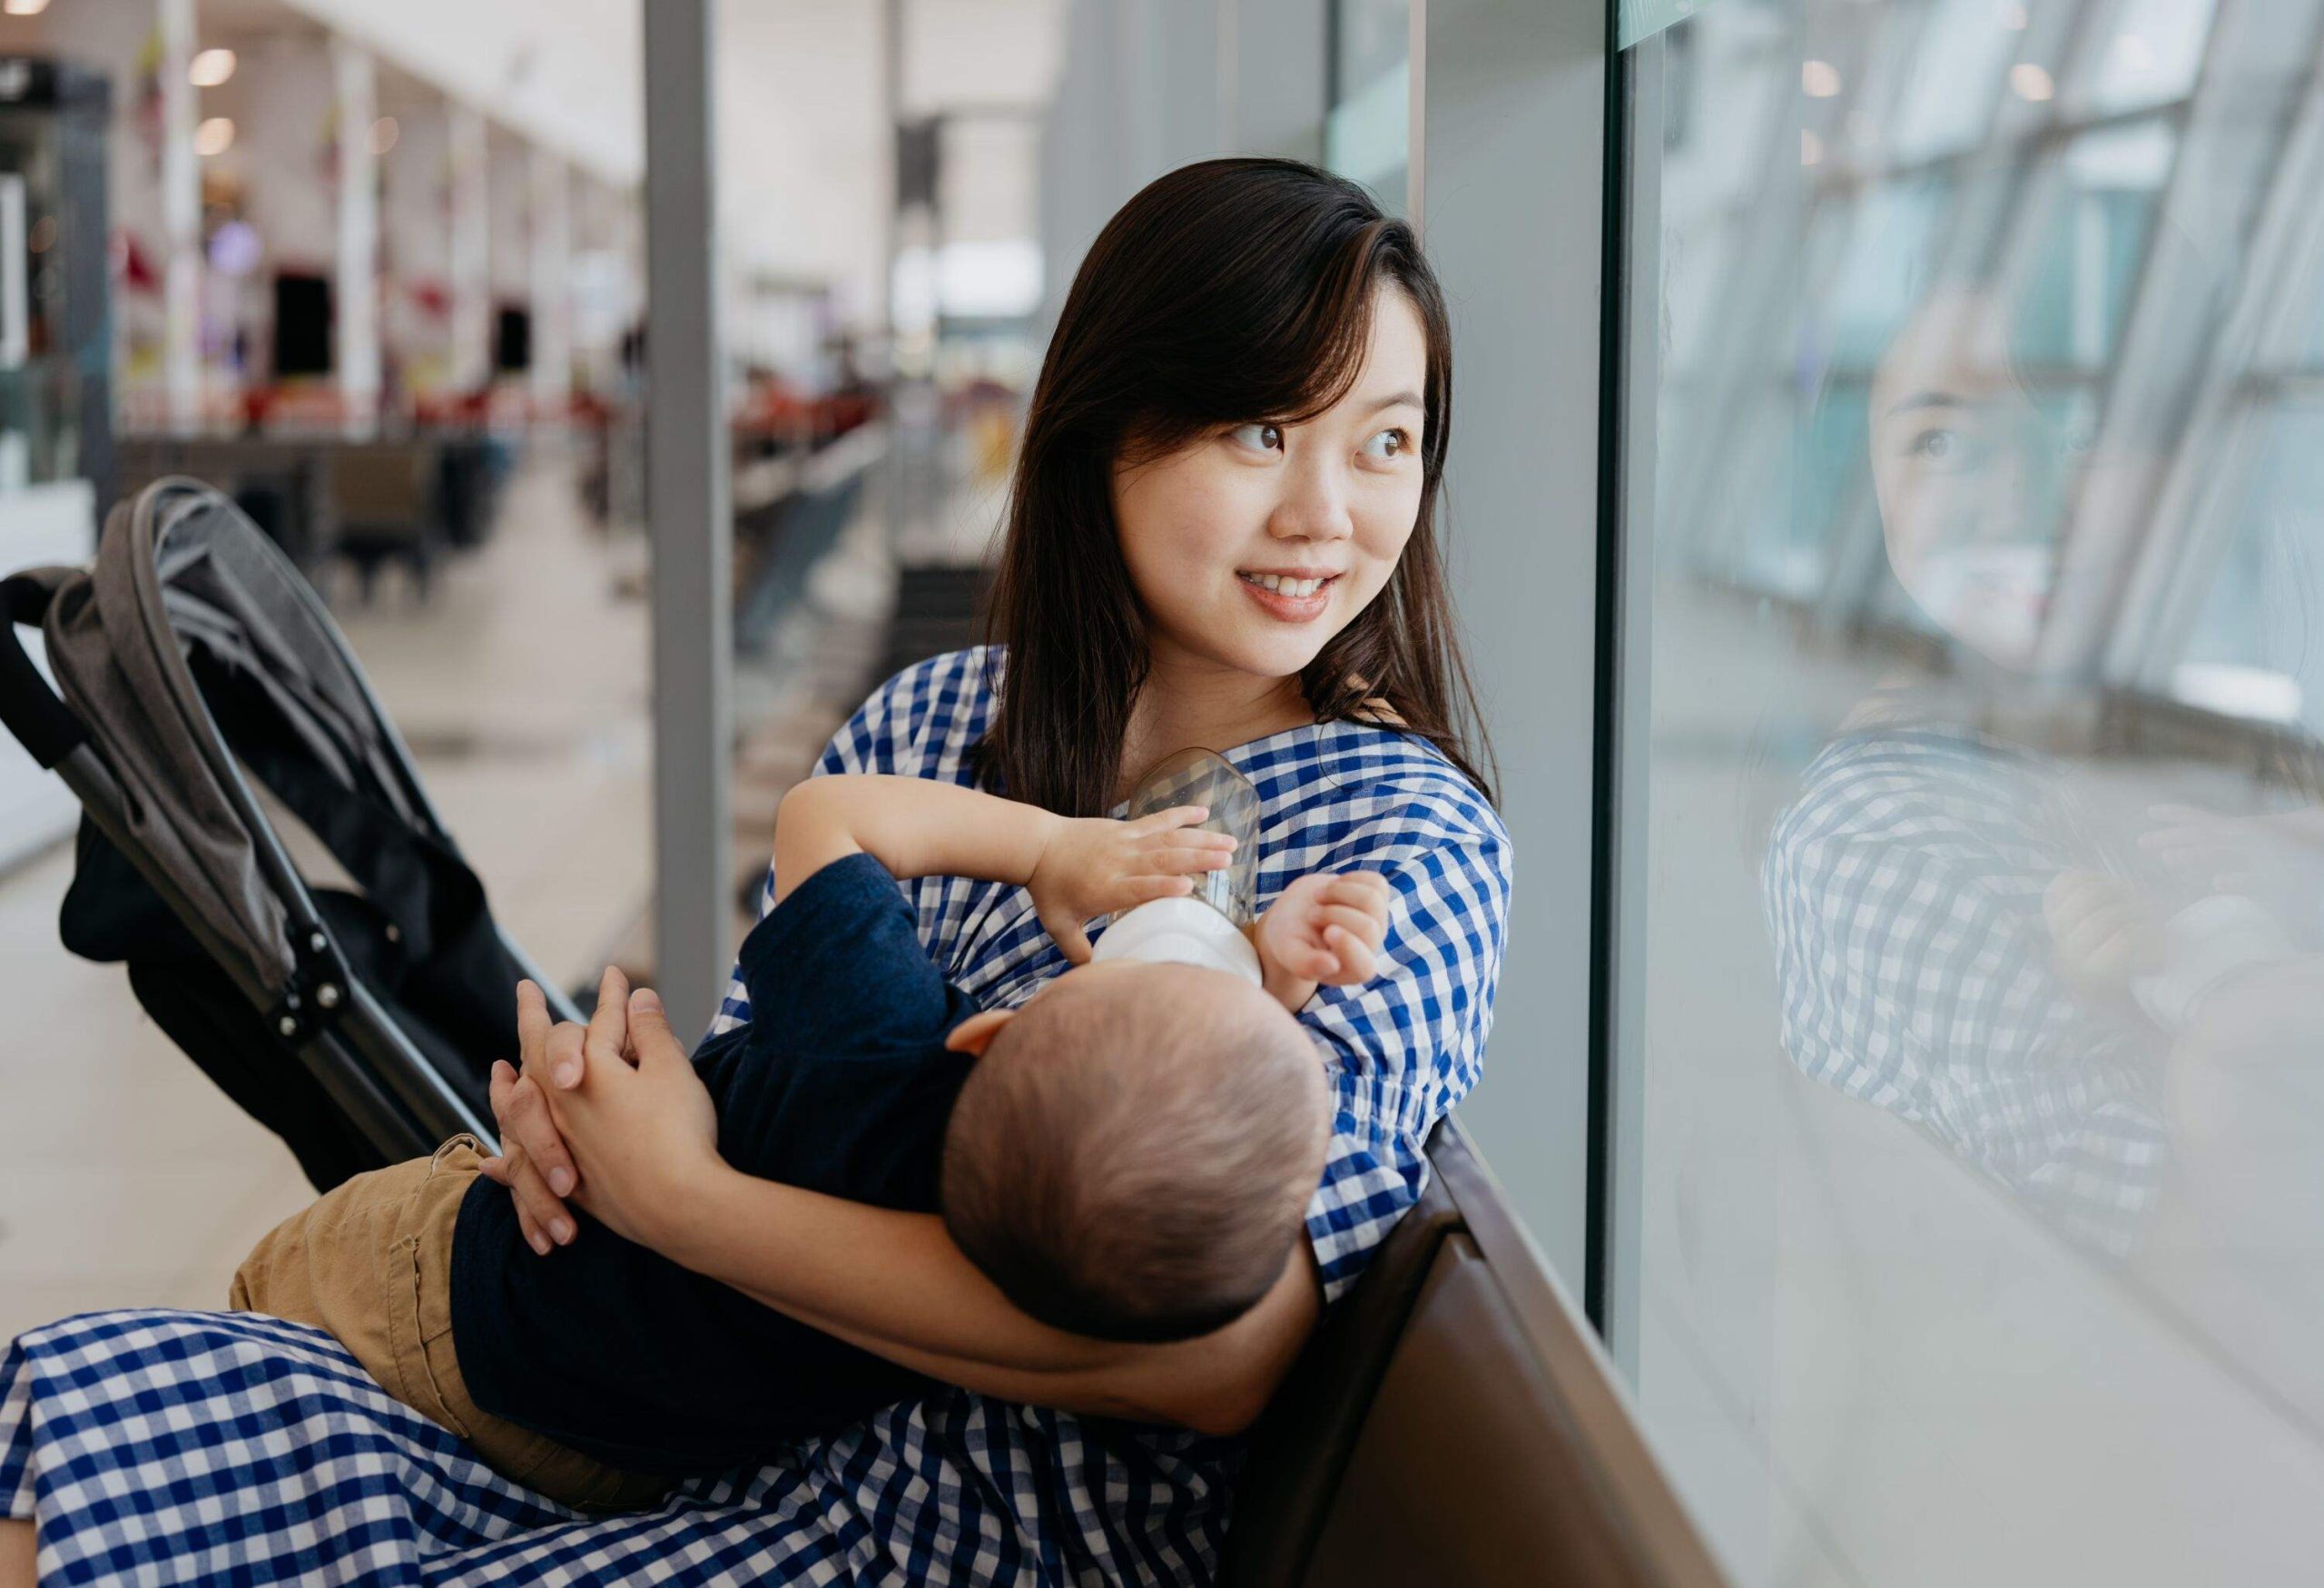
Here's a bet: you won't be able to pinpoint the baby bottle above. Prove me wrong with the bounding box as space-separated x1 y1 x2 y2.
1089 747 1264 984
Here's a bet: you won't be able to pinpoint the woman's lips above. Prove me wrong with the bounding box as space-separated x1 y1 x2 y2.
1237 571 1338 622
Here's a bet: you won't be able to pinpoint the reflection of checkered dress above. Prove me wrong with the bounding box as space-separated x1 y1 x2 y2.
1763 725 2166 1251
3 647 1511 1586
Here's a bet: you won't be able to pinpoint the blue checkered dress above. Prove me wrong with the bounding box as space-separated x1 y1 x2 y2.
3 646 1511 1585
1763 722 2166 1252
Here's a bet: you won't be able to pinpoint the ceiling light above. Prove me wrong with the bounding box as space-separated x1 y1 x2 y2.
190 48 236 87
1801 130 1825 167
369 116 399 154
194 116 235 157
1802 60 1842 98
2010 62 2054 101
2 0 51 16
2001 2 2029 27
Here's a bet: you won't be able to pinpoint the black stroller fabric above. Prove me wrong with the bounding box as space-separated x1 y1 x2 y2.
6 480 528 1190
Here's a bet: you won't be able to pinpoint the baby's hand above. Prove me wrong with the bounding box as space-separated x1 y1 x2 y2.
1256 873 1393 1000
2043 869 2165 1001
1028 804 1237 962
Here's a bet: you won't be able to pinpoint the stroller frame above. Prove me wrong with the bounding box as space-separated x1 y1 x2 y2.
0 479 586 1174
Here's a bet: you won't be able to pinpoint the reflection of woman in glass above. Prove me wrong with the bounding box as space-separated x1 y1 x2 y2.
1765 258 2324 1258
1761 284 2174 1252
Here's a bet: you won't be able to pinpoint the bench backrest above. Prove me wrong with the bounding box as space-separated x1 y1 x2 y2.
1222 1120 1728 1587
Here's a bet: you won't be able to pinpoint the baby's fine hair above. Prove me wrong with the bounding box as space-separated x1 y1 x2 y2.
939 962 1328 1342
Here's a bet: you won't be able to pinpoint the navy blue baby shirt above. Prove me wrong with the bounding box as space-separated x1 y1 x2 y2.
448 853 983 1473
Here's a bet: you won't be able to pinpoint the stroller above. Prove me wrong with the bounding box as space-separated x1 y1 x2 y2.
0 479 584 1191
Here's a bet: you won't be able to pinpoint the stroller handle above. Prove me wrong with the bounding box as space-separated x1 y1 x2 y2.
0 573 87 770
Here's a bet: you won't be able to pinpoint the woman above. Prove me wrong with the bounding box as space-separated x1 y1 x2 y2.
1 158 1509 1587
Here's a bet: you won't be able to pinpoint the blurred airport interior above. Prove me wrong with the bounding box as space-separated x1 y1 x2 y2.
0 0 1055 1346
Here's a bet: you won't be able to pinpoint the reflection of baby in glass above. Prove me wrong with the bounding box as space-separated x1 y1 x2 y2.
1762 286 2324 1253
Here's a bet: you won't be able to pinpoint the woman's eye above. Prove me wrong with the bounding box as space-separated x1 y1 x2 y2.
1361 428 1411 460
1229 422 1284 452
1905 427 1982 470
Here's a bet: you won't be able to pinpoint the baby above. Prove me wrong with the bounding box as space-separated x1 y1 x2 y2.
231 770 1392 1509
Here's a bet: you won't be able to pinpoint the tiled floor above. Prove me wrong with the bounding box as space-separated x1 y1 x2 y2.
1 450 659 1344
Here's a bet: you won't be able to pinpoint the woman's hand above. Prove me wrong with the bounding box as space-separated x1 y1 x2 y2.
478 970 636 1256
1026 804 1236 961
520 977 724 1253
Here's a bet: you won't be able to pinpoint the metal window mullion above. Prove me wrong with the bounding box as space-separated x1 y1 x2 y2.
1597 26 1664 1375
2099 12 2324 686
643 0 734 1042
2032 0 2286 677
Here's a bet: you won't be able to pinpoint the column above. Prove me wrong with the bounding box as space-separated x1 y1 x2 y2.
157 0 201 430
527 148 571 418
448 103 490 394
643 0 733 1041
332 39 380 435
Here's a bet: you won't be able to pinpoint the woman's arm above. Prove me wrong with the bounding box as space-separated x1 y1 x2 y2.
661 1164 1319 1434
522 980 1319 1435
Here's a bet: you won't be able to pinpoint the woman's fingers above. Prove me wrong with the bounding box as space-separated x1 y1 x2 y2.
478 1151 553 1255
515 979 551 1077
479 1138 570 1254
575 967 631 1087
622 986 686 1072
493 1060 580 1203
545 1022 587 1090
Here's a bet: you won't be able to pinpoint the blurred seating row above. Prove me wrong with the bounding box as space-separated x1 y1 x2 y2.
734 422 886 653
113 434 513 600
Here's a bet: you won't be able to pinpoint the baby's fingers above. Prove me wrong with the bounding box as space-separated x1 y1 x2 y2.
1312 902 1387 949
1321 923 1377 983
1321 873 1393 912
1150 840 1237 875
1117 873 1197 906
1278 940 1342 980
1127 804 1211 835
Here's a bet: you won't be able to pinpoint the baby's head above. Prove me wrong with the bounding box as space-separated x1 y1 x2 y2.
939 961 1328 1342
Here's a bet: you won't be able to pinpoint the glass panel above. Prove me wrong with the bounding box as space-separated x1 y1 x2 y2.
1324 0 1410 209
1620 0 2324 1583
2175 402 2324 732
2079 0 2221 115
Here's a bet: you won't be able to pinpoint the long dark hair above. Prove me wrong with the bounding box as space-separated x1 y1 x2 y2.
979 156 1494 816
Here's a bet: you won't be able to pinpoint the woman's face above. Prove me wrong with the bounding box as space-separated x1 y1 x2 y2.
1111 286 1430 684
1868 290 2080 670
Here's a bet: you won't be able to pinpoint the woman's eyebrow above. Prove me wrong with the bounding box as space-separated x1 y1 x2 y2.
1357 390 1425 415
1883 390 1976 419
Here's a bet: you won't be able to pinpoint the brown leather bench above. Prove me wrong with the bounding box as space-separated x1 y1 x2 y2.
1222 1120 1728 1587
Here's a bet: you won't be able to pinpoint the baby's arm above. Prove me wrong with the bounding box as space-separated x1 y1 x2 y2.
773 774 1235 961
1253 872 1393 1011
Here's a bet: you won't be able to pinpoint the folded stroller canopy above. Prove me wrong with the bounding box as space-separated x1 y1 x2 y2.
23 479 431 1003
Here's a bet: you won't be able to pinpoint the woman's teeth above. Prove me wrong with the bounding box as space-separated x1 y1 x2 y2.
1241 573 1329 597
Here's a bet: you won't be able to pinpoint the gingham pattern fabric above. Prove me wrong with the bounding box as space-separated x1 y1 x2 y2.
2 646 1509 1586
1762 724 2166 1251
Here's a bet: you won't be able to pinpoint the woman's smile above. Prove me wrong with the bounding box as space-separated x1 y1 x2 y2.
1237 567 1342 620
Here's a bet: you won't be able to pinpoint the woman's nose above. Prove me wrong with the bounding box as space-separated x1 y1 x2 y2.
1267 461 1355 543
